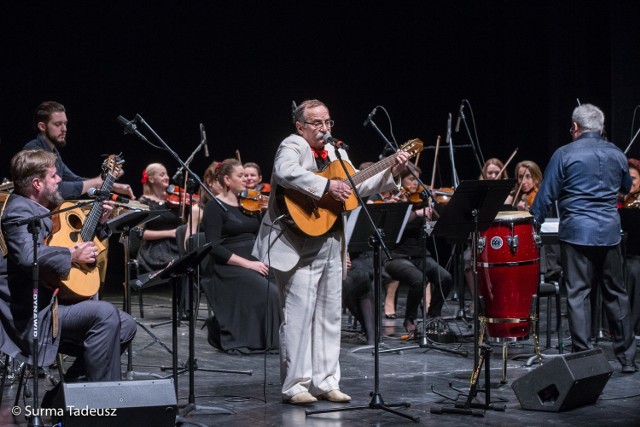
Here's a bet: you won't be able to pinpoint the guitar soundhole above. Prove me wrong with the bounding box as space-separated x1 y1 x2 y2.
67 213 83 231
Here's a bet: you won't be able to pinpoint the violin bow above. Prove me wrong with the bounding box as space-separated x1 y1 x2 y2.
429 135 442 218
511 164 530 208
497 148 518 180
430 135 441 190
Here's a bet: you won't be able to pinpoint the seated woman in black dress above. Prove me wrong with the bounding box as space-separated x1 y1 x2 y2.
202 159 281 354
136 163 184 273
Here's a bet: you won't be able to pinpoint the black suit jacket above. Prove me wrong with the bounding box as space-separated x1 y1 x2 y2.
0 193 72 365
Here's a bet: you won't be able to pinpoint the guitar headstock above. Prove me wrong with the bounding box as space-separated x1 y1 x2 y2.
101 154 125 179
399 138 424 158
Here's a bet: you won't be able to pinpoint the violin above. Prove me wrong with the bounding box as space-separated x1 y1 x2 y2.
622 192 640 208
401 185 454 206
239 189 269 214
166 184 200 207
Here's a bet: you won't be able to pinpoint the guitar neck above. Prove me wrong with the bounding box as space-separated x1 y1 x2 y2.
343 153 399 187
80 173 116 242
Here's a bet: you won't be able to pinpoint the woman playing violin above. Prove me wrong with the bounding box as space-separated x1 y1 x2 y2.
481 157 509 180
202 158 280 353
504 160 543 211
136 163 187 274
619 158 640 208
244 162 271 194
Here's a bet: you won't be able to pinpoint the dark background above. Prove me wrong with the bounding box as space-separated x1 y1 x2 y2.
2 2 640 186
1 2 639 286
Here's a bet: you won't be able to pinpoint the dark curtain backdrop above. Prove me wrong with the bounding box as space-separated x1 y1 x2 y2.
2 1 639 288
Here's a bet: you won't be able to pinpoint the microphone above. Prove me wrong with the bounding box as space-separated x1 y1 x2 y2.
116 115 137 135
200 123 209 157
87 188 130 204
323 132 349 151
455 101 464 133
363 106 378 127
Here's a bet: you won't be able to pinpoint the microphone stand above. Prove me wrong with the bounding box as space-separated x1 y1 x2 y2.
458 102 485 176
123 115 243 421
122 115 225 213
171 135 208 183
306 146 419 423
447 113 460 189
4 200 94 427
367 117 400 154
624 125 640 155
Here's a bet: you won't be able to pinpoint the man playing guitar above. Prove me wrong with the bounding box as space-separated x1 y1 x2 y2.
0 149 136 381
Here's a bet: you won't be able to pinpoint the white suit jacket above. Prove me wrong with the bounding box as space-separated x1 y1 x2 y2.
252 134 398 276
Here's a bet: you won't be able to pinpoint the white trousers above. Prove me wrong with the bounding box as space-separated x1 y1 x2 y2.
274 234 343 398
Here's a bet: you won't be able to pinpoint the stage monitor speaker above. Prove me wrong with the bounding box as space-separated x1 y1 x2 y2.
511 348 612 412
42 378 177 426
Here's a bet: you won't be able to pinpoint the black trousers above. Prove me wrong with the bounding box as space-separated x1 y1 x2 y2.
561 242 636 365
58 300 137 381
383 256 452 319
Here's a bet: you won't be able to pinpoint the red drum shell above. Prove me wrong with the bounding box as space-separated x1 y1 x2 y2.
476 211 540 341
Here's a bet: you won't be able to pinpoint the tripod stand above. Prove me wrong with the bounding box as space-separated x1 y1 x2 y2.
305 145 419 422
429 179 514 416
107 210 173 379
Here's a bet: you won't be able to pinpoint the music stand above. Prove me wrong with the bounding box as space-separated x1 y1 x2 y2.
107 210 174 379
145 244 246 421
344 203 411 352
429 179 514 416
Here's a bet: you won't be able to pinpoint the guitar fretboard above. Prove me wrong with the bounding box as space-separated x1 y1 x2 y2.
80 173 116 242
342 139 422 188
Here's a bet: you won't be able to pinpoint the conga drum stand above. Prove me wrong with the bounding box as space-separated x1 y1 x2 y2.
428 179 514 416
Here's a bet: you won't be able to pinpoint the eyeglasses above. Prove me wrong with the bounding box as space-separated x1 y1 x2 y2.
304 120 334 129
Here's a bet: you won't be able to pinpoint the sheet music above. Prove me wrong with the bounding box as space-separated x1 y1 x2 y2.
540 218 559 234
344 204 412 247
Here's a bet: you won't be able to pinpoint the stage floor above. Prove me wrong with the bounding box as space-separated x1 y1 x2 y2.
1 284 639 426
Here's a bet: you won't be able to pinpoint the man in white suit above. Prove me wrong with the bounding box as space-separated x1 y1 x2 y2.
253 99 409 404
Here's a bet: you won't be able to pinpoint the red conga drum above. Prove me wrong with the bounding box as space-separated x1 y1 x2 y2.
476 211 540 342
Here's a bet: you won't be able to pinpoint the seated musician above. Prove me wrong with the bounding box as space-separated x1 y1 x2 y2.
619 158 640 208
621 158 640 338
504 160 542 211
24 100 134 200
342 251 376 345
0 150 136 381
202 159 280 354
243 162 271 194
136 163 200 274
136 162 203 318
382 164 453 336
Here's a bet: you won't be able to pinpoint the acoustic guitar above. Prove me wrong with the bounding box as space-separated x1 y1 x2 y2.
46 154 124 302
279 138 424 237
